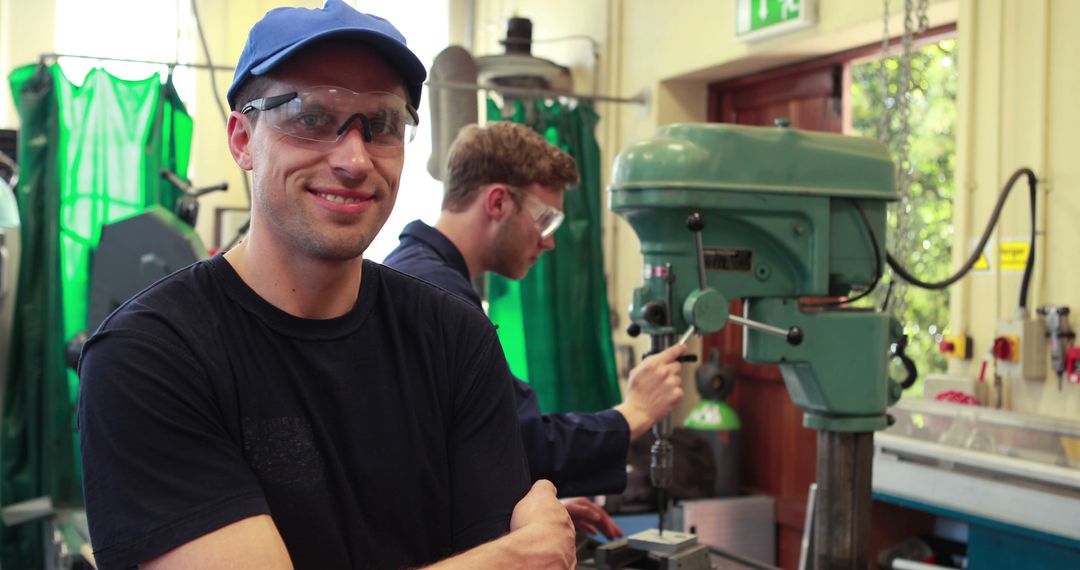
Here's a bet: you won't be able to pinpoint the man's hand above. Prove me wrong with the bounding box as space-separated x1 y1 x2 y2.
614 343 687 439
426 480 575 569
508 480 577 568
562 497 622 540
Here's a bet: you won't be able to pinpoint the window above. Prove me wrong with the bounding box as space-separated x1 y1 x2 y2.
710 29 959 385
850 36 959 386
54 0 196 102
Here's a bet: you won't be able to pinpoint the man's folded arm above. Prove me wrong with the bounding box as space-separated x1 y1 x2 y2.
140 515 292 570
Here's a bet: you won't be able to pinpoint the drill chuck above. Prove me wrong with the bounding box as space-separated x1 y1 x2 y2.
649 438 674 489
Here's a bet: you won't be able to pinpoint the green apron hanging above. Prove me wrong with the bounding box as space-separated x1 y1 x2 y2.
2 62 67 569
2 62 193 567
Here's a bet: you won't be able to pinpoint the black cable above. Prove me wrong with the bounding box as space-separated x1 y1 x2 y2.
1018 171 1037 311
881 281 895 312
190 0 253 209
885 167 1037 311
802 198 882 308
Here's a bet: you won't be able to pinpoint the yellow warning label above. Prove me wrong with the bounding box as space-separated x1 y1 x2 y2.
972 252 990 270
999 241 1030 271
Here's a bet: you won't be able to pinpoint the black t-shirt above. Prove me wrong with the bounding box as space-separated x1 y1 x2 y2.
77 255 530 570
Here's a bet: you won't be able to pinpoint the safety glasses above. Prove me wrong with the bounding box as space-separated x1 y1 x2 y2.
518 191 565 239
241 86 419 154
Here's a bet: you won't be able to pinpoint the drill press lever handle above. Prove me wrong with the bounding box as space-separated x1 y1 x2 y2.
730 315 804 346
687 213 708 290
685 212 803 345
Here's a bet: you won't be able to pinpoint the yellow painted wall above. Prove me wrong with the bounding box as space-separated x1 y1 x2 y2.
0 0 56 128
952 0 1080 418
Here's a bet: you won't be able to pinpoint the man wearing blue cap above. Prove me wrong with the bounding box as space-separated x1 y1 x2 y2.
77 1 574 569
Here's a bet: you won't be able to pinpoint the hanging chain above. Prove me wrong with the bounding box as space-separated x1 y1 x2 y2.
917 0 930 33
884 0 918 321
878 0 890 139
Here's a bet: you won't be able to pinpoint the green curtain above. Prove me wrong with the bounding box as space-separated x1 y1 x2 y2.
2 62 192 567
486 98 620 414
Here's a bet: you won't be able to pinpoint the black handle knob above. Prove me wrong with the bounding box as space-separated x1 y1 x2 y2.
891 334 919 389
626 322 641 338
687 213 704 232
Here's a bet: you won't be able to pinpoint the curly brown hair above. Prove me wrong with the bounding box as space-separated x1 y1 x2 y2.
443 122 579 212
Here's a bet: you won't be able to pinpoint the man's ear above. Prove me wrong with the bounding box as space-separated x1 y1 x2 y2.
483 184 514 221
227 111 254 171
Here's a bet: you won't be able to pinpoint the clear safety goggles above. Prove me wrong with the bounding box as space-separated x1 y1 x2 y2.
517 190 565 239
241 86 419 153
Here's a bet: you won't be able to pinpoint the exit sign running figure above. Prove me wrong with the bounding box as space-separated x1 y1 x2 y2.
736 0 817 42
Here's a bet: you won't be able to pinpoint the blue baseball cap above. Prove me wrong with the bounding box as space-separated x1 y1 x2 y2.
226 0 427 112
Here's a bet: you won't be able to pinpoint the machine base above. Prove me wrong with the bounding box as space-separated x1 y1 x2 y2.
582 529 712 569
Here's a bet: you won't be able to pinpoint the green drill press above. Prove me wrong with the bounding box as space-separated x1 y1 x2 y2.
609 123 911 569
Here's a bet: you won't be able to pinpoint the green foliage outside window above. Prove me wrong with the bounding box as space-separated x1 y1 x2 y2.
850 38 959 391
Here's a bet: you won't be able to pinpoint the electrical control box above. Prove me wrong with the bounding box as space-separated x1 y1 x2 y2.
995 317 1047 382
939 334 973 360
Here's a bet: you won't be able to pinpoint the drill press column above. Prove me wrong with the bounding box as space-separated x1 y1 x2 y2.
815 431 874 570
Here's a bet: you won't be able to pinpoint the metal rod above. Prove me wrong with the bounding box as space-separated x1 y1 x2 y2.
730 315 789 338
664 263 675 328
425 79 646 105
693 230 708 290
40 53 233 72
677 325 696 346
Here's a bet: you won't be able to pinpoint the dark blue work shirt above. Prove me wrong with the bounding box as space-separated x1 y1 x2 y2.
384 220 630 497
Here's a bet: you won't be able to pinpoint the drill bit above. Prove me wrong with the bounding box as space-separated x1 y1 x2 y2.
657 489 666 536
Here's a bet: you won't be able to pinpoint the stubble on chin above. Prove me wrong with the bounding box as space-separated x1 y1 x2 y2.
293 224 377 261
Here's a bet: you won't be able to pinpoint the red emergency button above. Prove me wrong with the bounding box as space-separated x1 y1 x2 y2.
1067 347 1080 384
938 334 972 360
993 336 1019 362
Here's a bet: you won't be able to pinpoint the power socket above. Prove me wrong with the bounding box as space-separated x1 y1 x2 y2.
995 317 1047 381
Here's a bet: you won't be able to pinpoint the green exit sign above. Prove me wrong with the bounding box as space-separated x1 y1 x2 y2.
736 0 817 41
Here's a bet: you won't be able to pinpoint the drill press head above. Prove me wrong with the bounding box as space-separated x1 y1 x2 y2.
610 122 896 334
610 123 906 432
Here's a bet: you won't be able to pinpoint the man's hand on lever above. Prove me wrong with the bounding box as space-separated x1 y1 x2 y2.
614 344 687 439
